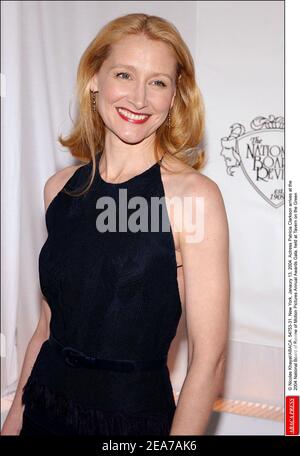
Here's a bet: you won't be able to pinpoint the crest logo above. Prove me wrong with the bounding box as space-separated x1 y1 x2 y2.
221 115 284 208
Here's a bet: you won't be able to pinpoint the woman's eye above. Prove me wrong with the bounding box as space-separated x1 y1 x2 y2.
115 72 166 88
154 80 167 88
115 72 130 80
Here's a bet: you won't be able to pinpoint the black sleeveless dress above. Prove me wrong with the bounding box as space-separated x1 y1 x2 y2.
20 153 182 436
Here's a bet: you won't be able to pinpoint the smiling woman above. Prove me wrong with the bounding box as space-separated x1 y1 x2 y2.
2 12 229 437
57 13 206 193
86 33 180 162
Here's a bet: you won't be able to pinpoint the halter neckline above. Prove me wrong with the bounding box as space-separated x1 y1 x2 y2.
95 153 165 187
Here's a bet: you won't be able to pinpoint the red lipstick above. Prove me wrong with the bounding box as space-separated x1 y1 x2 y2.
116 108 151 124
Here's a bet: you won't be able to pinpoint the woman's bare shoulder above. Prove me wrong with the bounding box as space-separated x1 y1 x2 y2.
162 153 220 198
43 163 85 212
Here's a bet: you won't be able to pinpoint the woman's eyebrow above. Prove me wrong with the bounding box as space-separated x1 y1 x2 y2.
110 64 173 81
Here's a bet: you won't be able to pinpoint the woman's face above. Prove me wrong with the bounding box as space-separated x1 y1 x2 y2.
91 34 178 145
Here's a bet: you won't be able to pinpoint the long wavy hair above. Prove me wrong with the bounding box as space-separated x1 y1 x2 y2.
58 13 206 196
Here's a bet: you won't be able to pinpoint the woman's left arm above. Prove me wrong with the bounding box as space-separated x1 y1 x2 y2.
169 175 230 436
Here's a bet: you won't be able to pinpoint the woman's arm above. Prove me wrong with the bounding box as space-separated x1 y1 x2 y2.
1 174 60 435
1 163 83 435
2 163 86 435
1 299 51 435
169 175 230 436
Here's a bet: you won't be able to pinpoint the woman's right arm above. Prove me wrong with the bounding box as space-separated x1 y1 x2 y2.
1 299 51 435
1 164 83 435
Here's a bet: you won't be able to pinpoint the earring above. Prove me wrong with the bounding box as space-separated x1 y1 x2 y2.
90 89 99 112
167 110 172 128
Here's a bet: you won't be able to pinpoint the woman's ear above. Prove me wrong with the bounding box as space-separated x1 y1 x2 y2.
90 74 99 92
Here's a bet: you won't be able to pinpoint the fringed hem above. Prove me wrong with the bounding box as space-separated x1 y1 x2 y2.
22 376 172 436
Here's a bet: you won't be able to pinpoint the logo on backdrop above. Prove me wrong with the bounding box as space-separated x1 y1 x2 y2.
221 115 284 208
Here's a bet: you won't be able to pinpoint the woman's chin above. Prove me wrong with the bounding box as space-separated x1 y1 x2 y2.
114 130 151 145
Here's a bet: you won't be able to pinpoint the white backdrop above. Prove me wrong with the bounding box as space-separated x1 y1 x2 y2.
1 1 284 434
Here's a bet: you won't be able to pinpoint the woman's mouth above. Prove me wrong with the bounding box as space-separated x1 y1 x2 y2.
116 107 151 124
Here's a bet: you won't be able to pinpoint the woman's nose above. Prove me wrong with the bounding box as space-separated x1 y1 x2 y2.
127 82 148 109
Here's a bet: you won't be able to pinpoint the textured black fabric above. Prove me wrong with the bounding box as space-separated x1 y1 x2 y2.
19 413 51 436
20 153 182 436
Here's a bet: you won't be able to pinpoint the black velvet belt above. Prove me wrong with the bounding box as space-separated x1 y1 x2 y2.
48 333 167 372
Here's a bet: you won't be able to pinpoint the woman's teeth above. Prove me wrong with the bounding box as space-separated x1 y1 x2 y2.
117 108 149 121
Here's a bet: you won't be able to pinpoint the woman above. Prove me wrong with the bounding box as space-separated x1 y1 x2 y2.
2 13 230 436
